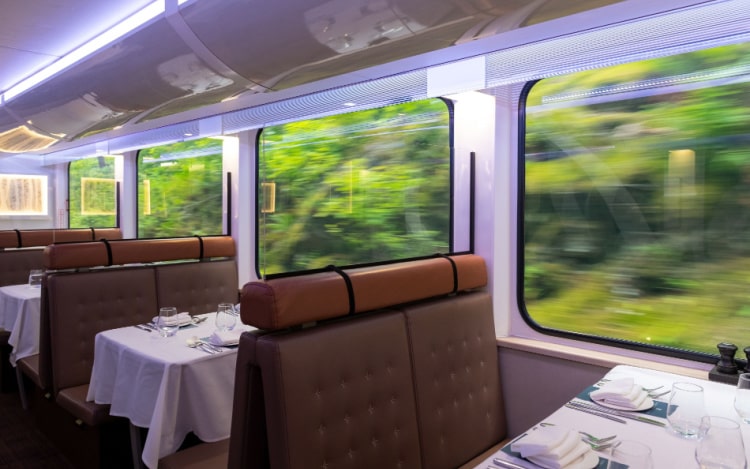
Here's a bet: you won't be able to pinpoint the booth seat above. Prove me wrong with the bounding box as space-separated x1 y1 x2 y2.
16 235 238 428
161 254 507 469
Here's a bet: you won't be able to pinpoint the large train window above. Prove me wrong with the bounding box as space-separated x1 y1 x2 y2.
521 42 750 359
69 156 117 228
257 98 452 276
137 138 223 237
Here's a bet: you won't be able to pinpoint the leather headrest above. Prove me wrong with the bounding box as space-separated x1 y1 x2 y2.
241 254 487 330
44 235 235 269
0 228 122 249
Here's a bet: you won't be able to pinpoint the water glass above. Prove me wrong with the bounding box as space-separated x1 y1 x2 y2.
667 381 705 438
735 373 750 424
215 303 237 331
157 306 179 337
695 415 747 469
28 269 43 288
607 440 653 469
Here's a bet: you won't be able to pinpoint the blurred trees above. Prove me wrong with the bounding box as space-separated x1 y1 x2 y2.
524 42 750 354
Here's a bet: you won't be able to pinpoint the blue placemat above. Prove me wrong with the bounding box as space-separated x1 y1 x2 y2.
500 438 623 469
577 385 669 418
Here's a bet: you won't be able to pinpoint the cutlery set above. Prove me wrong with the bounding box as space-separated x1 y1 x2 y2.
186 336 225 354
134 315 209 333
566 400 666 426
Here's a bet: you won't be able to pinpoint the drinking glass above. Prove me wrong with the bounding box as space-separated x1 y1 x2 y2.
735 373 750 424
215 303 237 331
695 416 747 469
28 269 43 288
157 306 179 337
667 381 705 438
607 440 653 469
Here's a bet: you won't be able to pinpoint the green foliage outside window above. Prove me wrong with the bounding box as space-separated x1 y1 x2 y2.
69 157 117 228
258 99 452 275
138 138 223 238
523 42 750 355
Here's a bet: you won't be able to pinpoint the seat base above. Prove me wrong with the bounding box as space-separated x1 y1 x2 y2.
158 439 229 469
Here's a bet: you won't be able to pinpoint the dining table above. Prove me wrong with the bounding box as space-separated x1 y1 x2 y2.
475 364 750 469
86 312 255 469
0 283 42 365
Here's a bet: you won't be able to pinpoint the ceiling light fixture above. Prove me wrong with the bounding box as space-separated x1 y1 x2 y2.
1 2 166 103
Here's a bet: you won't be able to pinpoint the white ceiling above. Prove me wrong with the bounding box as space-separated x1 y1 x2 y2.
0 0 155 92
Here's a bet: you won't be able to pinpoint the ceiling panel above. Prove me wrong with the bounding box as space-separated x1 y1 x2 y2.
0 0 156 93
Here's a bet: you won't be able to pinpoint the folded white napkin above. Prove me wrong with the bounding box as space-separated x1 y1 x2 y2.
527 440 591 469
209 329 243 346
590 377 648 409
152 312 192 327
511 426 577 458
512 427 595 469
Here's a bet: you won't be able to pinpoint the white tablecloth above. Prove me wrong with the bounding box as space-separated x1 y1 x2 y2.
87 313 255 469
0 284 42 365
478 365 748 469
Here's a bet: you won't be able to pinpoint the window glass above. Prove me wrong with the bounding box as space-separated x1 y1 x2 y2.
137 138 223 237
523 42 750 356
258 98 452 275
69 157 117 228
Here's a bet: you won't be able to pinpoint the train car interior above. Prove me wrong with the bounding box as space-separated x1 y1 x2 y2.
1 0 750 468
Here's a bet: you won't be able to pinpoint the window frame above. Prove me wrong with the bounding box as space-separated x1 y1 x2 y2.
67 157 119 229
135 140 226 239
254 99 458 279
517 79 717 366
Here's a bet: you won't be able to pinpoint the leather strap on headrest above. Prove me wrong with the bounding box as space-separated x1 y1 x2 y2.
327 265 355 315
101 239 113 266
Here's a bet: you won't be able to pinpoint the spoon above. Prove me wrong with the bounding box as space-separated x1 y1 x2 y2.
187 336 215 354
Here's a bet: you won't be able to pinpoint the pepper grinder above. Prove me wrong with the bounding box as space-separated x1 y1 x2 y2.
717 342 739 374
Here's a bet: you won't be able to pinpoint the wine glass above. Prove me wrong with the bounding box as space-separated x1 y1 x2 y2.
157 306 179 337
28 269 43 288
695 415 747 469
215 303 237 331
667 381 705 438
607 440 653 469
735 373 750 424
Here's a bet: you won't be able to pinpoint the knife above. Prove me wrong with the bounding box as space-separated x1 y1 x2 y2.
564 402 628 423
134 324 152 332
570 400 666 427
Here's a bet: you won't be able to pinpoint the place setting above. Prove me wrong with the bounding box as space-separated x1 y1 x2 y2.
492 422 654 469
565 377 670 427
186 303 244 354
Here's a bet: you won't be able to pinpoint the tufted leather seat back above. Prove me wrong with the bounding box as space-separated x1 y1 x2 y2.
255 311 423 469
0 227 122 287
48 267 158 393
404 291 504 469
156 260 239 314
0 249 44 286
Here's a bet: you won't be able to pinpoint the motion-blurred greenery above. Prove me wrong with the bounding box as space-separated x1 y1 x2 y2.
524 42 750 355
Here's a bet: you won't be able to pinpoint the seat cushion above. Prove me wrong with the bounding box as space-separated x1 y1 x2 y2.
159 439 229 469
56 384 116 427
17 354 44 389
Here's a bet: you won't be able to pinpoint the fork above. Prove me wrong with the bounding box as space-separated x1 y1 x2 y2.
540 423 617 444
649 389 669 398
579 431 617 444
584 440 616 452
